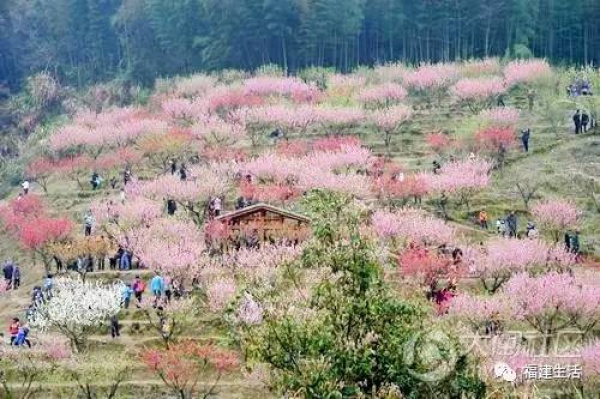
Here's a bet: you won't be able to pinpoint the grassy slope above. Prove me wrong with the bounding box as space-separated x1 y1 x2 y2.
1 88 599 397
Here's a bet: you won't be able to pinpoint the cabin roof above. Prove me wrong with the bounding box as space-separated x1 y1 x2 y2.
215 203 311 224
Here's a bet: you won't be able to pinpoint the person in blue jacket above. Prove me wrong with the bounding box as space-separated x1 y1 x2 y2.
150 272 164 299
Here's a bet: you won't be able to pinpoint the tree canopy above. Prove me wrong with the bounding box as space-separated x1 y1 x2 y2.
1 0 599 88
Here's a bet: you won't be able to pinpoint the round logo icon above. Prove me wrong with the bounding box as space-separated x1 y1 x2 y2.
493 362 517 383
403 330 458 383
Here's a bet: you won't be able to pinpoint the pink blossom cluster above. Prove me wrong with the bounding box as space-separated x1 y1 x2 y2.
92 147 143 172
372 209 456 246
0 335 71 361
312 136 361 152
299 170 372 198
222 245 302 284
502 273 600 328
243 145 373 198
316 106 366 127
244 105 318 131
503 59 553 87
447 293 511 327
73 107 146 128
472 238 575 279
357 83 407 105
403 63 459 91
91 196 162 229
206 277 237 312
424 158 492 194
245 104 368 131
243 76 320 102
126 218 205 277
206 87 264 113
190 116 246 147
425 132 452 153
450 77 506 102
370 105 413 130
479 107 520 126
50 115 168 152
531 199 579 232
161 98 208 123
244 144 372 183
136 163 234 204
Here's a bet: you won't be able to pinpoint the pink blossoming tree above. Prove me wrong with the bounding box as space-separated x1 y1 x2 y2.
371 105 413 154
531 199 579 242
450 77 506 113
470 238 575 293
503 59 553 87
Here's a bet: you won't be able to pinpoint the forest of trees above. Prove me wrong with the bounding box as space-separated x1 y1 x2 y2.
1 0 599 89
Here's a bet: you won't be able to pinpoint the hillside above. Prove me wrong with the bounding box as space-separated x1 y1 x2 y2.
1 60 600 398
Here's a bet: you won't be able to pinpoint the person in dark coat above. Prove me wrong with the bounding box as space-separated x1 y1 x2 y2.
573 110 582 134
3 261 14 285
520 128 530 153
565 230 572 251
166 199 177 215
179 164 187 181
110 315 120 338
582 111 590 133
570 230 581 255
506 211 518 238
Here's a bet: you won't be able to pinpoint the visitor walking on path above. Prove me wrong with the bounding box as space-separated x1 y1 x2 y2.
150 272 164 299
15 323 31 347
478 210 489 230
582 111 590 133
11 263 20 289
570 230 581 255
526 222 539 239
123 168 132 185
574 110 582 134
133 276 145 304
121 283 134 309
84 210 94 236
496 219 507 237
21 180 30 195
9 317 20 345
166 199 177 215
3 260 13 286
110 315 120 338
506 211 518 238
150 272 165 308
521 128 530 153
212 197 222 217
565 230 572 251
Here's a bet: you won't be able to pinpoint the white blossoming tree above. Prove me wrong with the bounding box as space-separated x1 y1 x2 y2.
29 278 122 352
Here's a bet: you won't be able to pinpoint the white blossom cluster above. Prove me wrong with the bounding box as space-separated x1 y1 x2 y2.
30 278 122 331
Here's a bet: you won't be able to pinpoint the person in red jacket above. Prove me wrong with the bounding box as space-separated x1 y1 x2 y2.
8 317 20 345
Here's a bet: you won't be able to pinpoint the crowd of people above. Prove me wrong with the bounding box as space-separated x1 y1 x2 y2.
567 77 593 97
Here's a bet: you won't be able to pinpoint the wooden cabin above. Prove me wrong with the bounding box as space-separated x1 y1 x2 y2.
214 203 311 248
